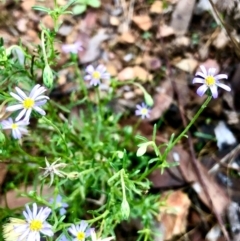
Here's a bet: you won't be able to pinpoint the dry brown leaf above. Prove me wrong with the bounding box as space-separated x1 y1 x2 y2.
132 15 152 31
133 66 152 82
174 58 198 73
118 67 135 81
170 0 196 35
149 92 172 121
157 24 175 38
172 146 230 215
213 29 229 49
150 1 163 14
21 0 35 11
118 32 136 44
110 16 120 26
157 190 191 240
106 63 118 76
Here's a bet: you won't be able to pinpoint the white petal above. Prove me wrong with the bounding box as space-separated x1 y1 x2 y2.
195 71 206 79
192 77 205 84
32 203 37 218
23 109 32 122
34 95 49 101
85 65 94 74
200 65 207 75
216 83 231 92
35 100 47 107
210 85 218 98
25 204 33 220
31 86 47 100
215 74 228 80
196 84 208 97
15 109 27 122
41 226 54 236
13 129 21 139
6 104 23 112
10 92 24 102
96 64 106 73
29 84 40 98
79 220 88 231
15 87 28 99
33 106 46 116
84 75 92 81
208 68 216 76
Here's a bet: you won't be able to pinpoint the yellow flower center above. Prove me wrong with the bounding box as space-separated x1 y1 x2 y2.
77 231 85 240
11 123 18 129
29 220 43 231
141 108 148 114
23 98 34 109
92 71 101 79
205 76 215 86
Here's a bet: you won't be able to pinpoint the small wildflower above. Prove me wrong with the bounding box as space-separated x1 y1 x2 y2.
1 118 29 139
6 84 49 121
50 195 69 215
40 158 67 186
3 218 27 241
84 64 110 86
59 234 70 241
135 103 151 119
62 41 83 54
12 203 53 241
193 65 231 98
68 221 91 241
90 230 114 241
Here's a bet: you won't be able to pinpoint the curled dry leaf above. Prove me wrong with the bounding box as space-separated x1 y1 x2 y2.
132 15 152 31
150 0 163 14
174 58 198 74
157 24 175 38
157 190 191 240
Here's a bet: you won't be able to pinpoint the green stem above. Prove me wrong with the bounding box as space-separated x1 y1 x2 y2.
171 96 212 147
120 169 127 200
41 116 69 154
88 210 109 224
74 62 88 97
138 96 212 181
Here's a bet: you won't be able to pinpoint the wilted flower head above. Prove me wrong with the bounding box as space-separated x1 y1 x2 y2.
1 118 29 139
62 41 83 54
50 195 69 215
135 103 151 119
6 84 49 121
3 218 27 241
193 65 231 98
90 230 114 241
40 158 67 186
68 221 91 241
7 203 53 241
84 64 110 86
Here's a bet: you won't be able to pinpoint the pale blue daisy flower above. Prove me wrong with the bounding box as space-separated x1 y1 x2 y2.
62 41 83 54
68 221 91 241
135 103 151 119
193 65 231 98
84 64 110 86
50 195 69 215
6 84 49 121
13 203 53 241
1 118 29 139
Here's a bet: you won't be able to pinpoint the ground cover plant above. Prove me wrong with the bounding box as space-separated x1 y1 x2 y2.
0 0 240 241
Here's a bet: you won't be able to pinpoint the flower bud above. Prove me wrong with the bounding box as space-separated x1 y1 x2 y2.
143 91 154 107
121 199 130 220
43 64 53 88
136 144 147 157
67 172 80 180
